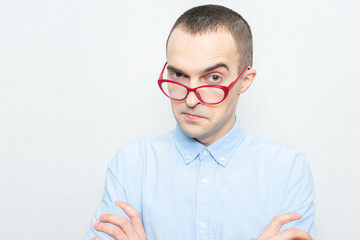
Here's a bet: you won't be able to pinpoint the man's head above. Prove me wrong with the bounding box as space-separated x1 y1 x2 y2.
167 4 253 72
164 5 256 146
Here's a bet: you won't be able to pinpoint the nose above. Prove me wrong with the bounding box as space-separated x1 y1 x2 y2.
185 90 201 108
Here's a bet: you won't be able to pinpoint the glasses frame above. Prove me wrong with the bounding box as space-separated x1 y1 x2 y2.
157 62 250 105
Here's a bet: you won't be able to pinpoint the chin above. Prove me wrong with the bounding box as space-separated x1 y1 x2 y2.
173 111 211 138
178 121 207 139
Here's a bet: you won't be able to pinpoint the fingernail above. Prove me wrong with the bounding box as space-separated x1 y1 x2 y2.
93 222 99 229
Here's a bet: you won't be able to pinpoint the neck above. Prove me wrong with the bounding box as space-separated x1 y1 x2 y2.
196 115 236 146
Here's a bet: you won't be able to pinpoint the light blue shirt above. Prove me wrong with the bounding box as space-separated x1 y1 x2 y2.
85 120 315 239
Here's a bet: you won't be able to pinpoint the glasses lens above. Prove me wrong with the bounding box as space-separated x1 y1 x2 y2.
196 87 225 104
160 82 188 100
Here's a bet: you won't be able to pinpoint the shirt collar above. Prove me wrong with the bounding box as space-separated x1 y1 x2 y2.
173 118 245 167
173 124 204 165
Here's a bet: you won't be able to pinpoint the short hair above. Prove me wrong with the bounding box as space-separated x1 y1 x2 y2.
167 4 253 73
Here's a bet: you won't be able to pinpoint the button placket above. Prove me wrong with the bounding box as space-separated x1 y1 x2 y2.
195 149 213 239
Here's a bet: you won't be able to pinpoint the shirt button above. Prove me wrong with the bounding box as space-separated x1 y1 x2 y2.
203 150 209 155
220 156 225 161
199 222 207 229
202 177 208 184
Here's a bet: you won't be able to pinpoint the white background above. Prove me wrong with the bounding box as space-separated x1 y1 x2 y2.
0 0 359 239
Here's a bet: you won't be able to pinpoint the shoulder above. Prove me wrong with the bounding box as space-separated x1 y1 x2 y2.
243 129 303 156
108 130 175 170
239 129 308 172
118 130 174 154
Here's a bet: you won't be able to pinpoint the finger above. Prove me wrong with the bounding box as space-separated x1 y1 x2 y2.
91 238 103 240
116 201 146 237
93 222 127 240
262 213 302 235
278 228 313 240
99 214 138 239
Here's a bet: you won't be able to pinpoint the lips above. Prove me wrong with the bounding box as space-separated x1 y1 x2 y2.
183 112 205 120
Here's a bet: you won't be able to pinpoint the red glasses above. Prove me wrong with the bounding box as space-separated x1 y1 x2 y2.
157 62 250 105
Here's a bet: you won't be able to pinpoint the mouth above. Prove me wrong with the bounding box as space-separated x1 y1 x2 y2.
182 112 206 121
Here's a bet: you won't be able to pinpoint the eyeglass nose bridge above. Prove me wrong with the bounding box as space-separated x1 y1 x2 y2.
183 87 205 103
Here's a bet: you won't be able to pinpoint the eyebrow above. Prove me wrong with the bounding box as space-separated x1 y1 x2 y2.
166 65 186 75
203 63 229 73
167 63 229 75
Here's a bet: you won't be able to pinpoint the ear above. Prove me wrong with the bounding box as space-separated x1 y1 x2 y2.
238 68 256 95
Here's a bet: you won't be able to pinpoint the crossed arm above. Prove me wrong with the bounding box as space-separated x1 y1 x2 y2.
91 201 146 240
91 201 313 240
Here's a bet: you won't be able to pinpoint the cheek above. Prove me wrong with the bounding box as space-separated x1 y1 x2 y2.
223 93 238 111
170 101 182 115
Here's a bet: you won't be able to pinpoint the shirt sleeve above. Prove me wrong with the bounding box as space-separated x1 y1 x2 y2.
279 152 316 238
84 153 130 240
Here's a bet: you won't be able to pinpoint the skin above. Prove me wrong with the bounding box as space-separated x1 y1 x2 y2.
93 27 313 240
166 27 256 146
258 213 313 240
92 201 146 240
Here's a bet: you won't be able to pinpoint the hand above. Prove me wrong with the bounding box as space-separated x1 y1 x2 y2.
92 201 146 240
257 213 313 240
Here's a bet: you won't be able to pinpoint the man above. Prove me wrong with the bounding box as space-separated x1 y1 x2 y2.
85 5 315 240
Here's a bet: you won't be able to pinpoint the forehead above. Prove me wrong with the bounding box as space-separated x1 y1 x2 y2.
166 28 239 74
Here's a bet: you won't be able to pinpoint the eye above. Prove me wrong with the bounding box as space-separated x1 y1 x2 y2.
169 71 184 80
208 75 222 82
174 72 183 78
